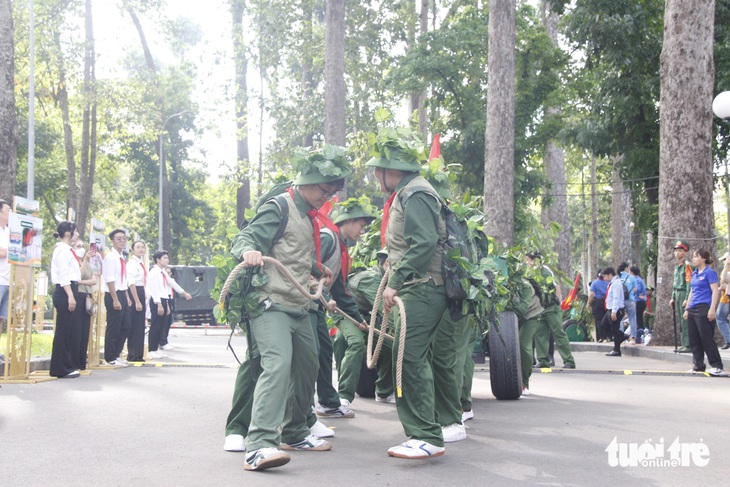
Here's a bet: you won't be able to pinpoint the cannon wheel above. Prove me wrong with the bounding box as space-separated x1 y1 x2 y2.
563 319 588 342
489 311 523 400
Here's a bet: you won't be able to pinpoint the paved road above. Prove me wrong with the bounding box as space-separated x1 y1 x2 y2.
1 330 728 486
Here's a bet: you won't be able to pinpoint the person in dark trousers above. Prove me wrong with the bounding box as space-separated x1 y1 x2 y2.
73 240 99 370
147 250 190 359
602 267 626 356
50 222 83 378
587 272 608 342
631 266 647 337
683 249 725 376
126 240 147 362
670 240 693 352
102 229 132 366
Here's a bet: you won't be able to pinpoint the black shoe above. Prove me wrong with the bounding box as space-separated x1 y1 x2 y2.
563 363 576 369
722 343 730 350
549 357 555 366
534 363 550 369
605 350 622 357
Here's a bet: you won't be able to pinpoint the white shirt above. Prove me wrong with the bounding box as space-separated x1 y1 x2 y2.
127 255 147 288
51 242 82 287
147 265 185 303
102 248 129 292
0 224 9 286
605 276 626 314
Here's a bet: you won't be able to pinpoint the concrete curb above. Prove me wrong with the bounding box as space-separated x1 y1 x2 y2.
570 342 696 364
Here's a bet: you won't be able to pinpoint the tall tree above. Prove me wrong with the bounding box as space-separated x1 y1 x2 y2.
610 158 632 265
325 0 345 146
655 0 716 344
76 0 97 238
231 0 250 228
483 0 516 247
0 0 17 201
539 0 571 278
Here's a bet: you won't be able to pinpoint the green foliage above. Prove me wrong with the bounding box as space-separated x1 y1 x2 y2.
210 253 268 331
291 145 352 178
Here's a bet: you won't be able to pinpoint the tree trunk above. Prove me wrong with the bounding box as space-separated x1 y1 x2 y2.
0 0 15 202
655 0 716 345
52 29 78 216
77 0 97 238
325 0 347 197
301 0 314 147
539 1 570 279
483 0 516 247
610 158 632 266
231 0 250 228
590 154 599 277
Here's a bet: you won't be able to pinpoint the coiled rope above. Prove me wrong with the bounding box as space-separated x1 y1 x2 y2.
367 269 405 398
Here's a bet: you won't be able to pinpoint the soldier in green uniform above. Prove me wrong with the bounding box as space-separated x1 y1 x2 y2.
670 240 692 352
335 248 395 405
512 278 545 395
527 252 576 369
367 138 453 459
309 201 375 428
222 146 349 471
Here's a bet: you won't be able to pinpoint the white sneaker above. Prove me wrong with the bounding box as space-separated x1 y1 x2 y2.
243 448 290 471
387 439 445 459
147 350 167 359
223 434 246 452
462 410 474 422
280 434 332 451
339 398 351 408
375 394 396 404
310 420 335 438
112 358 128 367
161 344 174 351
116 357 129 365
708 367 728 377
316 404 355 418
522 386 530 396
442 423 467 443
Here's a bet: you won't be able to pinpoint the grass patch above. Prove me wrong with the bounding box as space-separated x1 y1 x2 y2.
0 332 54 358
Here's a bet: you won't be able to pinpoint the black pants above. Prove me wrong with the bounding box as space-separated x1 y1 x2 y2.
127 286 146 361
51 283 84 377
636 300 646 329
78 291 91 370
148 298 170 352
160 297 174 346
686 304 724 371
601 308 626 352
104 290 131 362
592 300 608 340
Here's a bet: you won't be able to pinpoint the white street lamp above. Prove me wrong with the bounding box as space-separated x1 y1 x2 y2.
713 91 730 120
158 111 189 250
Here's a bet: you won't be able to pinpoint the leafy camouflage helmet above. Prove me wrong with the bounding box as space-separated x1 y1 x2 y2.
293 145 354 185
333 199 377 225
365 128 425 172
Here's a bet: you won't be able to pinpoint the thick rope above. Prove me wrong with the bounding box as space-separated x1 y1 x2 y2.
219 256 326 310
319 295 394 340
367 269 406 398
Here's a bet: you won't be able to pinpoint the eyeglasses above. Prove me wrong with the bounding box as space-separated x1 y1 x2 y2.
317 184 341 199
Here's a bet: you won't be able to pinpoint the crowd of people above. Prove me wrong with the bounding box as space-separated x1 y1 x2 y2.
47 224 191 378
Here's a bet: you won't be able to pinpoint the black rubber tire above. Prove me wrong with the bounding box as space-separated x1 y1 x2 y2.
356 355 377 398
489 311 523 400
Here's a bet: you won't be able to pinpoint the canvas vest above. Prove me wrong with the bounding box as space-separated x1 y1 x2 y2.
387 175 446 286
310 227 343 311
260 192 315 309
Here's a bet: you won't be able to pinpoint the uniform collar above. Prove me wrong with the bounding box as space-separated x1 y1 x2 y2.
291 187 316 216
394 172 420 192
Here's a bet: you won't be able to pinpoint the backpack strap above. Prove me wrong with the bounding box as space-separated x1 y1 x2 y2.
399 185 445 211
272 195 289 244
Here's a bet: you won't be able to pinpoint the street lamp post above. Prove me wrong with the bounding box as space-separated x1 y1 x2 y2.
712 91 730 251
158 111 189 250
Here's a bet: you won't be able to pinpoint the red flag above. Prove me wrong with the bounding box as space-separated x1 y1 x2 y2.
429 133 441 161
561 273 581 310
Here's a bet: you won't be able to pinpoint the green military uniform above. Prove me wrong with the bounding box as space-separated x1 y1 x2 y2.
533 265 576 368
335 264 394 402
307 227 363 422
225 189 320 450
672 240 692 351
382 172 449 447
431 309 472 428
509 279 544 390
454 317 479 414
225 149 352 454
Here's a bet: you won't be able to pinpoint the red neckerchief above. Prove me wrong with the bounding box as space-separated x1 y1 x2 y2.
316 211 350 283
160 266 169 291
380 192 396 248
287 188 322 271
140 260 148 286
70 248 82 267
120 256 126 281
